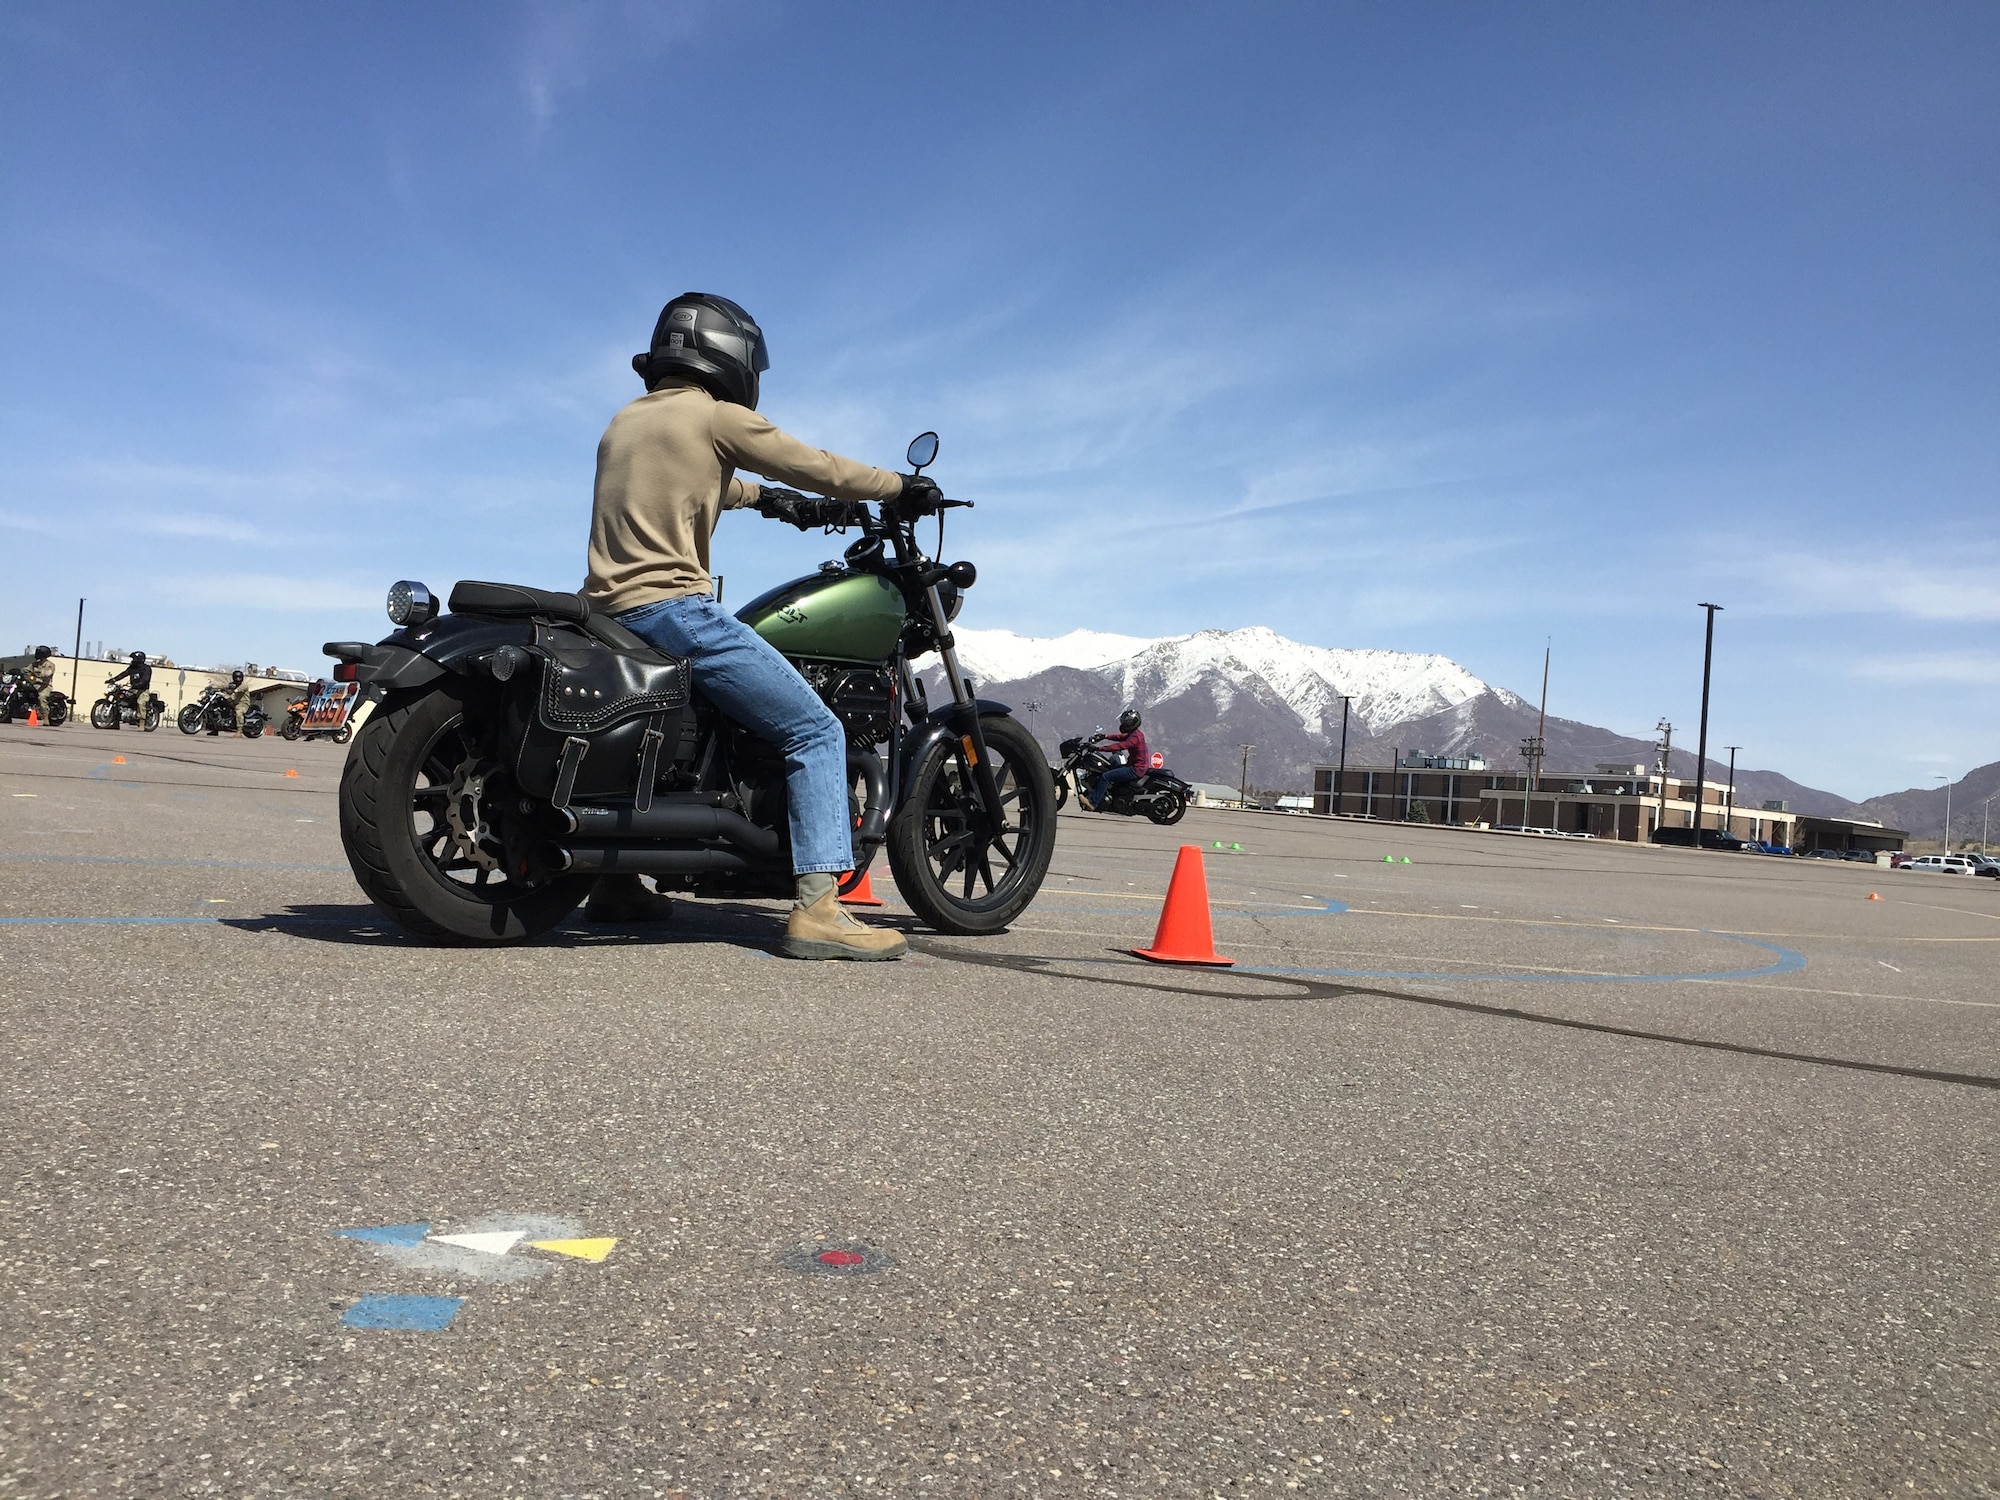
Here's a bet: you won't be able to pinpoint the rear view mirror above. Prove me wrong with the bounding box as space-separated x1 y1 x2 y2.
906 431 939 471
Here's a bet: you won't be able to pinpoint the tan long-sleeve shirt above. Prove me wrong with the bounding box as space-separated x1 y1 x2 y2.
583 381 904 613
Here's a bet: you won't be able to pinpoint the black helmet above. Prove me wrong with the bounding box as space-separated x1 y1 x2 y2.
130 651 146 665
1119 709 1141 735
633 293 769 408
230 669 244 685
33 645 53 661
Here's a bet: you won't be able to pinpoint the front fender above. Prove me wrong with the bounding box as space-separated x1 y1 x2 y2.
896 698 1013 765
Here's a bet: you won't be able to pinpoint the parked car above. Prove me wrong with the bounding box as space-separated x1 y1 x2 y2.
1889 852 1914 868
1900 854 1977 876
1745 840 1793 856
1841 849 1881 863
1960 854 2000 879
1800 848 1846 860
1651 827 1743 850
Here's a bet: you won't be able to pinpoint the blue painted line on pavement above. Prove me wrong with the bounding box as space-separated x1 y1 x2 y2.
1237 931 1807 985
341 1294 463 1331
0 914 371 927
0 853 349 872
336 1222 432 1247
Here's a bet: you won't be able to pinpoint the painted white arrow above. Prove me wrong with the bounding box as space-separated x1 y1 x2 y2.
428 1230 527 1256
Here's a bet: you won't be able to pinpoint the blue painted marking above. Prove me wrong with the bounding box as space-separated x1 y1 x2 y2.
341 1294 463 1331
1032 898 1350 918
1239 932 1807 985
0 853 349 872
0 916 224 926
335 1222 431 1247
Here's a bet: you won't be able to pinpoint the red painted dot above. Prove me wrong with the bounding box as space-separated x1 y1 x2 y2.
817 1249 866 1266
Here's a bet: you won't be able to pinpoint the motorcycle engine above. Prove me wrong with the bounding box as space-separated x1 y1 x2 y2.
800 663 896 746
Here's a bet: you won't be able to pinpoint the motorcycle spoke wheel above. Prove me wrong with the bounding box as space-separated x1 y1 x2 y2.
339 684 588 944
887 714 1056 936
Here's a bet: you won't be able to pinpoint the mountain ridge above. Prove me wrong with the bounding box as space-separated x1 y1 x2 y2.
942 625 1858 818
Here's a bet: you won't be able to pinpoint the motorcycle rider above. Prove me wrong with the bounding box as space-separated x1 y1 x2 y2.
223 669 252 732
104 651 151 729
1087 709 1149 810
24 646 60 724
579 292 931 958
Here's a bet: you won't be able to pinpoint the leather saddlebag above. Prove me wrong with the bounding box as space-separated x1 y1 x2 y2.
506 625 691 809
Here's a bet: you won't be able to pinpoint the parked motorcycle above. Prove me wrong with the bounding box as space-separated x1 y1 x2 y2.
280 681 356 743
90 679 164 732
326 431 1056 945
0 672 70 726
1053 732 1192 824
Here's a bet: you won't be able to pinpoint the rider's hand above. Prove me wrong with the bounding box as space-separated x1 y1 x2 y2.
757 487 855 531
899 474 942 511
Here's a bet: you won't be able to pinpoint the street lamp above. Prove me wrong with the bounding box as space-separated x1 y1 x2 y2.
1981 789 1999 855
1333 696 1351 817
1935 775 1953 853
1693 603 1722 833
1723 745 1740 838
1239 744 1255 808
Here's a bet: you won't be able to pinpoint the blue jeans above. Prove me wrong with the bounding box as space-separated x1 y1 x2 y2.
614 595 851 875
1093 765 1138 806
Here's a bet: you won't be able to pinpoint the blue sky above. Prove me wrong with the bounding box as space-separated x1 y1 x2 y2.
2 2 1994 799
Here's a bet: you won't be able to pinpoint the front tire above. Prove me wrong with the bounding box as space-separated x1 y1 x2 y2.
339 683 589 944
281 718 302 741
90 699 115 730
178 704 203 735
1052 769 1070 810
887 714 1057 936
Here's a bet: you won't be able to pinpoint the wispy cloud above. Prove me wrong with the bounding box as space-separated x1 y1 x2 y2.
515 0 710 135
1854 652 2000 686
1725 549 2000 623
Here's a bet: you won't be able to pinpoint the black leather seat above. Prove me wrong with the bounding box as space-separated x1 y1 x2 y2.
448 580 589 623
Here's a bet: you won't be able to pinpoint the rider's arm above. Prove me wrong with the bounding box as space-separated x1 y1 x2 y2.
711 405 903 503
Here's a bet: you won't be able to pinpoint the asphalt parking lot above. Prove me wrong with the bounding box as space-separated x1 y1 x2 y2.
4 720 1997 1499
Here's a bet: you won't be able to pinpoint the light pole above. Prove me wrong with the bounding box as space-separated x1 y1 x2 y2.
1981 790 1999 854
1693 604 1723 835
1655 719 1673 835
1934 775 1952 853
1723 745 1740 838
1333 696 1350 817
1239 744 1254 808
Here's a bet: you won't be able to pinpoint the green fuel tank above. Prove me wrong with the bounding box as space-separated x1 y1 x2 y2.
736 567 906 664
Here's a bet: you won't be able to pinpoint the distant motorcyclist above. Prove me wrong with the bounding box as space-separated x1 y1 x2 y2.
24 646 60 724
104 652 151 729
1087 710 1149 810
223 669 251 732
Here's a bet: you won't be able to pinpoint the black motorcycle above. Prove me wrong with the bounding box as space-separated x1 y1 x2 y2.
326 431 1057 945
179 686 264 738
1053 732 1191 825
0 672 71 726
90 679 164 732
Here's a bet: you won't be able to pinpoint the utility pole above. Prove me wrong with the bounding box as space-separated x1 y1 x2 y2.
1934 775 1952 852
1655 719 1673 834
1723 746 1740 839
1333 697 1351 817
1239 744 1254 808
1693 604 1722 836
1980 790 1998 854
1024 699 1041 751
70 598 84 703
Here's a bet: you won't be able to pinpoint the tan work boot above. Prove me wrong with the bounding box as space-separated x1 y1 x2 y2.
583 874 676 925
782 886 907 961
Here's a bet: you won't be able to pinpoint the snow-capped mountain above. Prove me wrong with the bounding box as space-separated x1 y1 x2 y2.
954 625 1518 735
938 625 1853 815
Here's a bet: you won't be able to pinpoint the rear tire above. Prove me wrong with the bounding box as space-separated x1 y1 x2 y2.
339 683 589 944
887 714 1056 936
1147 791 1187 826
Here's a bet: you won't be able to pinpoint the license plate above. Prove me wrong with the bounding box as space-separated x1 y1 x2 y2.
302 681 360 732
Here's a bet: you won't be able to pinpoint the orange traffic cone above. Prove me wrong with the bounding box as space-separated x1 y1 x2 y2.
1131 845 1233 967
111 755 126 764
25 709 38 726
284 768 300 778
839 868 886 907
1867 892 1881 901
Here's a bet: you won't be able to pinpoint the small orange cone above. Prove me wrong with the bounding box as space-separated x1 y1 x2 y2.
25 709 38 726
1867 892 1881 901
838 868 885 907
284 768 300 778
111 755 126 764
1132 844 1233 967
